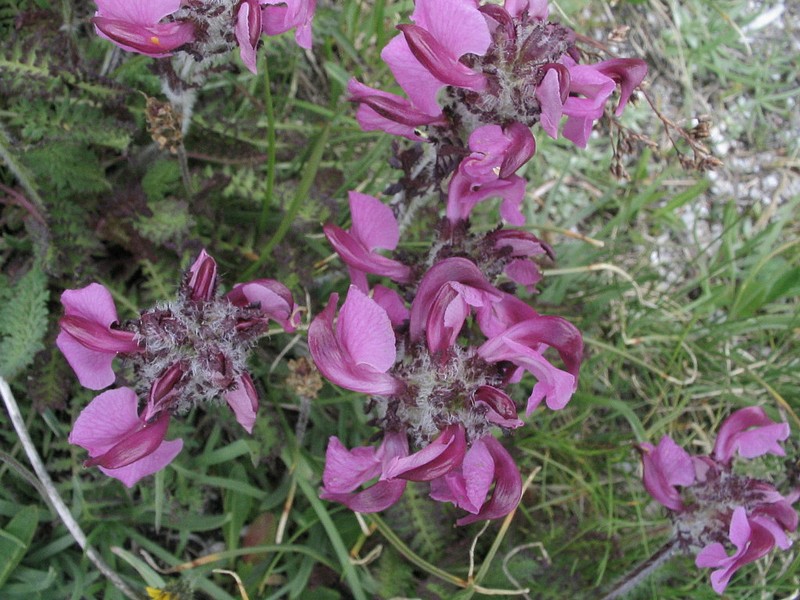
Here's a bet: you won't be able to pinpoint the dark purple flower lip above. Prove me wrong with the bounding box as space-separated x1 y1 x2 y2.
85 410 171 470
59 315 141 354
398 24 487 91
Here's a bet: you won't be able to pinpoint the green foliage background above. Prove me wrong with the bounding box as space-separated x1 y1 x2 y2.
0 0 798 598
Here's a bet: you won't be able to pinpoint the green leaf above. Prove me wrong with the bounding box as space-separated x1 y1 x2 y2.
0 265 49 379
22 143 109 195
223 463 253 554
0 506 39 588
294 457 367 600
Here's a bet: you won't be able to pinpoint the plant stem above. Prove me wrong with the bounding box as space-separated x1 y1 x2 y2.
0 376 142 600
600 538 679 600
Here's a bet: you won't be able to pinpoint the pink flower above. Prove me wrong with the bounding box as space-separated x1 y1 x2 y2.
382 0 492 116
474 386 524 429
236 0 264 74
57 283 142 390
446 172 527 226
323 192 413 290
320 426 469 514
372 284 410 328
308 286 404 396
477 307 583 412
226 278 300 333
446 123 536 225
638 436 695 511
223 373 259 434
69 387 183 487
347 79 445 141
430 435 523 525
486 229 553 292
695 507 783 594
262 0 316 49
409 258 502 354
560 57 618 148
459 124 536 186
320 432 409 513
186 248 218 302
349 0 646 150
383 424 467 481
638 407 798 594
93 0 195 58
712 405 791 464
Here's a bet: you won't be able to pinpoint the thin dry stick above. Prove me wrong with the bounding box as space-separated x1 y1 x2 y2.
0 376 141 600
213 569 250 600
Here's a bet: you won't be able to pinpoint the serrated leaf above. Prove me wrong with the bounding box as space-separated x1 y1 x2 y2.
22 143 109 195
0 266 49 379
142 161 182 203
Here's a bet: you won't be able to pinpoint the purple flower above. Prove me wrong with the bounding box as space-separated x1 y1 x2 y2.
477 296 583 412
226 278 300 333
638 407 798 594
63 249 298 484
308 286 404 396
486 229 553 292
694 507 787 594
350 0 647 145
69 387 183 487
446 172 528 226
383 0 491 115
320 432 409 513
638 436 695 511
311 259 580 522
445 122 535 225
93 0 195 58
186 248 218 302
223 373 259 434
235 0 264 74
323 192 413 290
56 283 142 390
320 425 470 514
474 386 524 429
712 405 791 464
430 435 522 525
262 0 316 50
347 0 647 221
408 257 502 353
382 424 467 481
348 79 446 141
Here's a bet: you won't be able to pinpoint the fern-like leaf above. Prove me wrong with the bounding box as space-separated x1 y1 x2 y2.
0 265 49 379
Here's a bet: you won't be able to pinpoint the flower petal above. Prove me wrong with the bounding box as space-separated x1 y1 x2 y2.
308 292 403 396
713 406 790 463
224 373 259 434
456 436 522 525
99 438 182 488
383 424 466 481
69 387 142 456
337 286 397 373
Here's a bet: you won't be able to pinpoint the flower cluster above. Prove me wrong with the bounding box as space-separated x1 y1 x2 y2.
92 0 316 73
309 192 582 524
639 407 798 594
349 0 647 223
58 250 298 486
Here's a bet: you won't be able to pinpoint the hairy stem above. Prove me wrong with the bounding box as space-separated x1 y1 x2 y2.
600 538 679 600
